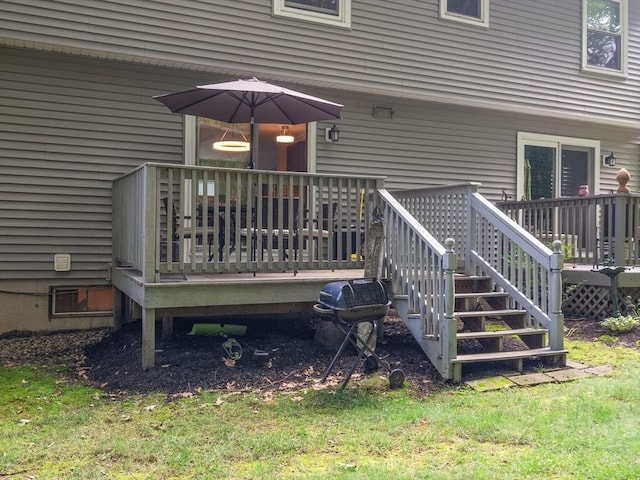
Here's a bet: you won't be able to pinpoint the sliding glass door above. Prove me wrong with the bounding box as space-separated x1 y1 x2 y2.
517 133 600 200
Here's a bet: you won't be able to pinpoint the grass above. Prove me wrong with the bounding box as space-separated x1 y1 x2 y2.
2 340 640 479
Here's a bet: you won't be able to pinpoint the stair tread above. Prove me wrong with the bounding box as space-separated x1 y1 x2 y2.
455 292 508 298
457 328 547 339
452 347 568 363
455 309 526 317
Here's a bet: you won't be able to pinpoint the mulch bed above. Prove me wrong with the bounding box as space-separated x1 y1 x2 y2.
1 316 638 398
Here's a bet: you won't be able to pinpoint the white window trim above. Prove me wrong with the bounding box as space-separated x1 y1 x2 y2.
516 132 601 200
273 0 351 29
440 0 489 28
581 0 628 77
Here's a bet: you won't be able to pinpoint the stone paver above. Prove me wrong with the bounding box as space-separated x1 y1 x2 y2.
585 365 614 376
465 375 515 391
465 364 614 390
565 359 591 370
509 372 556 386
545 368 591 382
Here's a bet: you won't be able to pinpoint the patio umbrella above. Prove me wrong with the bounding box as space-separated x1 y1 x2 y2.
153 77 343 168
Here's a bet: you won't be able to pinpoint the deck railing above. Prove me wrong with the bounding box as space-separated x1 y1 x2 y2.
113 163 385 281
375 189 458 378
392 183 564 352
498 194 640 267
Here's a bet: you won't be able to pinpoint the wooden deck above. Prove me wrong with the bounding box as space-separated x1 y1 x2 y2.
113 266 364 314
112 266 367 369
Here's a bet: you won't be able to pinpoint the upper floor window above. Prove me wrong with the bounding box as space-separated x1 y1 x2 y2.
440 0 489 27
273 0 351 28
582 0 628 76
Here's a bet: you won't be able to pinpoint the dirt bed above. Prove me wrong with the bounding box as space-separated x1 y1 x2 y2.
1 316 638 398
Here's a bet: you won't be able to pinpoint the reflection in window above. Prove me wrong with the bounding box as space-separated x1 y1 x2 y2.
52 287 112 315
285 0 338 16
273 0 351 28
199 118 251 170
197 118 308 172
517 133 598 201
440 0 488 27
583 0 627 75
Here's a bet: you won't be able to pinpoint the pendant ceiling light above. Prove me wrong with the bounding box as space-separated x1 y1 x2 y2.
276 125 295 144
213 128 250 152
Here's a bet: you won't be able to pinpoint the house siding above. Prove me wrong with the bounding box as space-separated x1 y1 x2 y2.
315 91 640 199
0 1 639 333
0 0 638 127
0 47 201 281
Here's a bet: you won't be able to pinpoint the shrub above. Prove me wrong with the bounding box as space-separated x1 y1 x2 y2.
599 314 640 333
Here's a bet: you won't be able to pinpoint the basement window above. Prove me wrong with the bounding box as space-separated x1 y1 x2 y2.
273 0 351 28
52 286 113 315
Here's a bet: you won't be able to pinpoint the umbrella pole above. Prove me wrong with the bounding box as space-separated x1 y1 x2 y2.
248 116 256 169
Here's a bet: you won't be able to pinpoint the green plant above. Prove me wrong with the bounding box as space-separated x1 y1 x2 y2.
600 314 640 333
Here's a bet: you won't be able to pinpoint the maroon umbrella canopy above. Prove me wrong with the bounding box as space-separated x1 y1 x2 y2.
153 77 343 167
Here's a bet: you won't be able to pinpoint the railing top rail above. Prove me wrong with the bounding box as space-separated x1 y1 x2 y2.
499 193 640 208
378 188 447 257
391 182 481 199
113 162 387 183
472 192 553 264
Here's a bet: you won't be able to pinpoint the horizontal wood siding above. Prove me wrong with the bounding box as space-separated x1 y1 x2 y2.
316 91 640 201
0 0 638 126
0 48 212 280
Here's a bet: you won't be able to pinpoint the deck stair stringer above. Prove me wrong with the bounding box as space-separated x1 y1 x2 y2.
391 275 567 383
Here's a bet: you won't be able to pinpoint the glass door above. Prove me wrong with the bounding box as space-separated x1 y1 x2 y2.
517 133 600 200
525 144 591 200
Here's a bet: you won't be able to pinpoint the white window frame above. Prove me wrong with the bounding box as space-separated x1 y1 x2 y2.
582 0 628 77
517 132 601 200
273 0 351 29
440 0 489 28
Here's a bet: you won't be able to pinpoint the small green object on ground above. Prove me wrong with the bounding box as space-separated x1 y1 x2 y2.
187 323 247 336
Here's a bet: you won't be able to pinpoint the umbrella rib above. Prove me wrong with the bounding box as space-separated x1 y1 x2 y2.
253 93 295 124
171 90 227 115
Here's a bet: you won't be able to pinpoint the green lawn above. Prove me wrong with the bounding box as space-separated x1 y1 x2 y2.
1 339 640 479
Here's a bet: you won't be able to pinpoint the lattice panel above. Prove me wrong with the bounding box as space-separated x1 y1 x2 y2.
564 284 640 320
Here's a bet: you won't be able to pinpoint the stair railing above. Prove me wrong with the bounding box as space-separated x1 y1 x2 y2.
391 183 564 352
376 189 458 377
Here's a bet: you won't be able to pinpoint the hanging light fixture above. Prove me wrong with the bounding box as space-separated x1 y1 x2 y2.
212 128 250 152
276 125 295 144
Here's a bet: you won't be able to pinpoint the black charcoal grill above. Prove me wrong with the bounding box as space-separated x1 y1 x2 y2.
313 278 405 389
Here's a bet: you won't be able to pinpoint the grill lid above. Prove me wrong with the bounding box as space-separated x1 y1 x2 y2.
317 278 389 311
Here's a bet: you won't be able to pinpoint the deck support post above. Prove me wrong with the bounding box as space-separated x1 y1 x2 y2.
112 286 124 329
549 240 564 351
142 308 156 370
162 315 174 340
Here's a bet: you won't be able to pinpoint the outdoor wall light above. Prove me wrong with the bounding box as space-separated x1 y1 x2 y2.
276 125 294 143
325 124 340 143
603 152 617 167
213 129 250 152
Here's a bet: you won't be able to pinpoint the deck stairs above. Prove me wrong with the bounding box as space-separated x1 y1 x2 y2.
392 274 568 383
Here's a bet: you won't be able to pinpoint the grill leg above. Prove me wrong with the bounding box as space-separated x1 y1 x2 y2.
339 320 377 389
320 320 357 384
320 319 380 390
